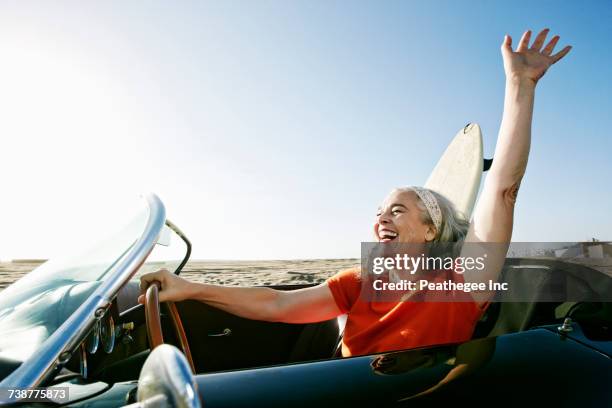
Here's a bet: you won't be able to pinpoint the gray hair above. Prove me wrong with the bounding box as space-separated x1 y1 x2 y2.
394 187 470 243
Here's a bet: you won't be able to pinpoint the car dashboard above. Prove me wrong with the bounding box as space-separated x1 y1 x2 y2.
61 280 154 384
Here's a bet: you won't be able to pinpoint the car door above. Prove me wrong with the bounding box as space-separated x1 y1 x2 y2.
174 283 341 373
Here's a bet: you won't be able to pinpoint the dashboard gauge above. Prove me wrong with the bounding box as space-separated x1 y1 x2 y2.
79 343 88 379
100 313 115 354
85 320 100 354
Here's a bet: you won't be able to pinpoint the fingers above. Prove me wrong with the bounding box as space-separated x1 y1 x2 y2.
137 285 166 303
137 279 167 304
530 28 550 51
138 269 188 304
138 269 167 304
501 34 513 55
542 35 560 55
517 30 531 52
551 45 572 64
139 269 169 292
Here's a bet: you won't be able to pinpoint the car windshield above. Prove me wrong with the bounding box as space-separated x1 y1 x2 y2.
0 200 150 363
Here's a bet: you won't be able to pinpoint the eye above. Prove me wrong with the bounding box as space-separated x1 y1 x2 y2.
391 207 404 215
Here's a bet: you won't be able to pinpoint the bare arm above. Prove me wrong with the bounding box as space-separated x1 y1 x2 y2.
468 28 571 244
138 269 342 324
463 29 571 301
470 80 533 242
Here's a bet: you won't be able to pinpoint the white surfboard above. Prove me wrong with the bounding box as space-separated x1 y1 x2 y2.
424 123 484 220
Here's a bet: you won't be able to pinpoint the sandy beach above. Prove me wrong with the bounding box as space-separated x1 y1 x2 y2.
2 255 610 292
0 259 360 291
0 261 38 289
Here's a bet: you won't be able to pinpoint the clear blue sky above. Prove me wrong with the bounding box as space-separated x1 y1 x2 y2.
1 1 610 260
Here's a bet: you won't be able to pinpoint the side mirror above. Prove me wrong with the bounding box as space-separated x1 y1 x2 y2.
136 344 201 408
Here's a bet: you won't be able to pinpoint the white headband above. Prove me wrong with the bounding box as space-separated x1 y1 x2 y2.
411 186 442 232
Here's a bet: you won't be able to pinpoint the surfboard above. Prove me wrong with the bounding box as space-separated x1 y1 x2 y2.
424 123 484 220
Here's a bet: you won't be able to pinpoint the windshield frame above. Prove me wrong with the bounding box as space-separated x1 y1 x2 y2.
0 193 166 393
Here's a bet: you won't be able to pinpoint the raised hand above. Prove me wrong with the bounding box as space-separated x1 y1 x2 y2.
501 28 572 85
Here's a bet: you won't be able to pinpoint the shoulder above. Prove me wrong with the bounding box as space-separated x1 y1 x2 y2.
327 266 361 283
325 266 362 313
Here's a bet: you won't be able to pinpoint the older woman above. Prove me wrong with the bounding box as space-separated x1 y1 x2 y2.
139 29 571 357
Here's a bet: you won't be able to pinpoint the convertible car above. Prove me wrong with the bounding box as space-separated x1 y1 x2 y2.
0 193 610 407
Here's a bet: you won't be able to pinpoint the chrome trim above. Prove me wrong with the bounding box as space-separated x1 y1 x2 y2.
101 314 116 354
137 344 201 408
207 328 232 337
122 303 144 316
558 317 574 334
508 265 552 270
79 344 88 379
118 220 190 319
0 193 166 398
85 320 100 354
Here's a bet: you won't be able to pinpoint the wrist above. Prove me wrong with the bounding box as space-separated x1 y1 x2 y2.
182 281 201 301
506 75 537 89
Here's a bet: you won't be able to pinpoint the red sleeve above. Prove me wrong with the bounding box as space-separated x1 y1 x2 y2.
325 267 362 314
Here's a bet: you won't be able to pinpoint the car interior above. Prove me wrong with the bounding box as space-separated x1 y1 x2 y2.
73 256 611 386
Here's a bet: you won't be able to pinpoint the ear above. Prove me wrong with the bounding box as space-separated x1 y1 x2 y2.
424 225 437 242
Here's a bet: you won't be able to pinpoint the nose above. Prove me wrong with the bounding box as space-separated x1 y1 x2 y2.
378 211 391 224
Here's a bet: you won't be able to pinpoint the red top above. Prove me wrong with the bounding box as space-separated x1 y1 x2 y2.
326 267 487 357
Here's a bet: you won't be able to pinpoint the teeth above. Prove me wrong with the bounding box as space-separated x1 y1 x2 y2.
379 230 397 238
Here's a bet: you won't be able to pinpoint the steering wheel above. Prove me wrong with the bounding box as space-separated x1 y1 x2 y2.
144 281 196 373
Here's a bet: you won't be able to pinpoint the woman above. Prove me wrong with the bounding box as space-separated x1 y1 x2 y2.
139 29 571 357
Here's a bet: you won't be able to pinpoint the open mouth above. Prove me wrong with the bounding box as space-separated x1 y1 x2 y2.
378 229 398 243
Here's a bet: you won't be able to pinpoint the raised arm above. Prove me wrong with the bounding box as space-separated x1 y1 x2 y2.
466 28 571 244
462 29 571 302
138 269 342 324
